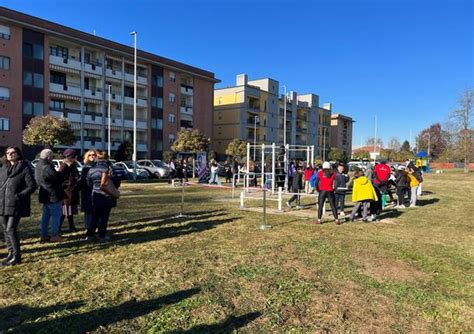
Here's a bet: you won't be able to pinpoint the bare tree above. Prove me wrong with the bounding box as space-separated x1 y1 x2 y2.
366 137 384 149
387 137 401 151
451 88 473 172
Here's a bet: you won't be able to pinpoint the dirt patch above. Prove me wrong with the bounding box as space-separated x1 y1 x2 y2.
352 249 430 283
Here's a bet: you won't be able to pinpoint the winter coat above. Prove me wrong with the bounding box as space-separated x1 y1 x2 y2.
0 160 37 217
374 163 391 186
395 171 409 188
407 173 420 188
304 168 314 181
80 162 95 213
316 170 336 192
334 172 349 194
309 169 320 188
351 176 379 202
59 161 80 206
35 159 65 204
87 160 121 209
291 172 303 192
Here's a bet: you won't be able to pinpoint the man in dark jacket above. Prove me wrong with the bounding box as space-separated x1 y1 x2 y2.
35 149 64 242
334 163 349 217
287 165 303 209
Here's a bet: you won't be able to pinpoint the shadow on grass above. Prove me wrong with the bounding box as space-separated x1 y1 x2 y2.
22 213 240 261
1 288 200 333
170 311 262 333
417 198 440 206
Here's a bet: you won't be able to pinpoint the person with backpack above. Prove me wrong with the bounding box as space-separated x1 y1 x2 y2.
394 165 409 208
349 170 379 222
373 160 391 208
287 165 303 209
315 162 340 225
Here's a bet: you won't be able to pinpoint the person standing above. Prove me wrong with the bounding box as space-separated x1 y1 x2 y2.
334 163 349 217
208 159 221 185
304 164 314 193
394 165 409 208
349 170 379 222
315 162 340 225
407 164 420 208
287 165 303 209
167 158 175 184
373 160 391 208
85 151 120 242
80 149 97 229
224 160 232 184
0 147 36 266
35 149 65 243
59 149 79 232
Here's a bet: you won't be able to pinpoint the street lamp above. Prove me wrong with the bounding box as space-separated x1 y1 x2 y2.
130 31 137 179
107 83 111 157
253 115 259 161
322 127 326 161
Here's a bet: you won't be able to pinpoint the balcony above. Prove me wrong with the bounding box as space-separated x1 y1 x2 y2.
137 142 147 152
106 68 122 80
124 96 147 107
50 82 81 97
181 85 193 95
123 119 147 129
180 106 193 115
109 92 122 103
84 112 103 125
84 88 103 100
49 54 81 71
84 62 103 76
124 72 147 85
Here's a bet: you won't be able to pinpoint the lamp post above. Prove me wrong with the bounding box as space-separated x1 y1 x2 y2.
107 84 111 157
253 115 259 161
130 31 137 179
373 115 378 163
322 127 326 161
283 85 286 148
426 131 431 158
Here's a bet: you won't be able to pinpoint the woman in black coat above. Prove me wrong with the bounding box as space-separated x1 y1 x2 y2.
80 149 97 229
0 146 37 266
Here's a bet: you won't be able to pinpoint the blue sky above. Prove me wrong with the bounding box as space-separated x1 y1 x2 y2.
4 0 473 147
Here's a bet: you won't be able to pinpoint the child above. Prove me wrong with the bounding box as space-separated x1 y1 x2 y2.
350 170 379 223
315 162 340 225
334 163 349 217
395 165 409 208
304 164 315 193
287 166 304 209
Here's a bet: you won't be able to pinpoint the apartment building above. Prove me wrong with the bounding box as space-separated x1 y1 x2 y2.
213 73 322 160
330 113 354 159
0 7 218 159
318 103 332 161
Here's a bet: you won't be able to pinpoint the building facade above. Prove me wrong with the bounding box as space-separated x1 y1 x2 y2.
330 113 354 159
0 7 218 159
214 73 323 160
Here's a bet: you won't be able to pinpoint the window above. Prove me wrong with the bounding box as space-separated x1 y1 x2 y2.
151 118 163 130
152 75 163 87
23 72 33 86
34 73 44 88
0 56 10 70
169 72 175 82
0 87 10 101
168 134 175 144
33 102 44 116
23 101 33 115
168 113 175 124
124 86 134 98
154 140 163 151
0 118 9 131
49 45 68 58
169 93 175 103
23 43 33 57
33 44 44 60
49 99 65 111
50 71 66 85
0 25 11 40
151 96 163 108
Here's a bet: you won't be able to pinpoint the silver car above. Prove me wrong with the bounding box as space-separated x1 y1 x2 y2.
137 159 170 178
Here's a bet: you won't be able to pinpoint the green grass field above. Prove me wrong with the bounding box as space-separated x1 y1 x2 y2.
0 171 473 333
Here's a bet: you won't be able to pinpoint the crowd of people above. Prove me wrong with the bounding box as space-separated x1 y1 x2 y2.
0 146 120 266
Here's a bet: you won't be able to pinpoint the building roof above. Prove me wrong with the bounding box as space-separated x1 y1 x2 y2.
0 6 219 82
352 145 381 154
331 113 354 122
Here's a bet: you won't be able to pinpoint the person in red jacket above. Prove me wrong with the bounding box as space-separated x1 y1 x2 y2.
373 160 391 208
315 161 341 225
304 164 315 193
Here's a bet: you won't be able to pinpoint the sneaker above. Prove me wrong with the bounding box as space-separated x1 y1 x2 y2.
296 205 303 209
315 219 321 224
340 212 346 218
39 236 50 243
335 220 342 225
84 236 95 242
286 201 291 208
362 219 369 223
409 205 417 208
49 236 64 242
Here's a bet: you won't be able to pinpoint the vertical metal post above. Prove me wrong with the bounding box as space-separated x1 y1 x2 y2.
246 142 250 190
277 186 283 211
306 146 310 164
311 145 314 166
130 31 138 179
240 190 244 209
108 84 111 157
261 143 265 189
271 143 275 194
176 179 187 218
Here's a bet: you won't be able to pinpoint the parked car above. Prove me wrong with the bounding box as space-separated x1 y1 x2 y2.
114 161 150 179
31 159 83 173
137 159 170 178
112 164 130 180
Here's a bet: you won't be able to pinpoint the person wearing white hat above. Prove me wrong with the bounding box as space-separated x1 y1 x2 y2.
314 161 341 225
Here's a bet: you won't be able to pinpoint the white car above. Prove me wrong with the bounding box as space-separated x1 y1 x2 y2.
31 159 83 173
114 161 150 179
137 159 170 178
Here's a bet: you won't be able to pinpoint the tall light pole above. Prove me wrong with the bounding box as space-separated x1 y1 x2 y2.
253 115 259 161
107 84 111 157
373 115 378 163
283 85 287 148
426 131 431 158
322 127 326 161
130 31 137 179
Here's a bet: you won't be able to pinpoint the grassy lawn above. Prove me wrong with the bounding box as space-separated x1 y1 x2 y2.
0 171 473 333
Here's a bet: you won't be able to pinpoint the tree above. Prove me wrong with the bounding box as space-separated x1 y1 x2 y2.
225 139 248 161
171 129 209 153
23 115 75 148
400 140 411 152
328 147 347 162
380 148 396 162
114 140 133 161
163 150 174 162
416 123 447 160
352 151 370 160
366 137 384 149
387 137 401 151
451 88 473 172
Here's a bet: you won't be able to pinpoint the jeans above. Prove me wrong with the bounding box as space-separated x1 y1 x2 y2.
335 193 345 213
396 187 406 206
410 186 418 206
86 206 112 238
209 172 221 185
350 201 369 220
41 201 62 237
288 191 301 206
318 190 338 220
84 212 93 229
1 216 21 259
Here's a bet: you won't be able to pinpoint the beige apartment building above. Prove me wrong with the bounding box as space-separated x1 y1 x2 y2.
214 73 331 160
0 7 218 159
330 113 354 159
